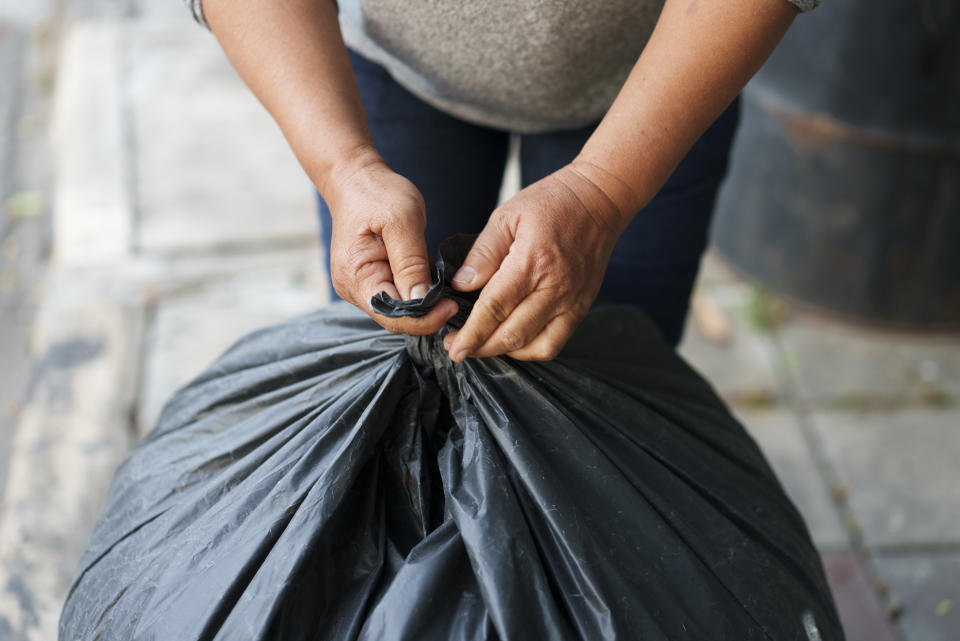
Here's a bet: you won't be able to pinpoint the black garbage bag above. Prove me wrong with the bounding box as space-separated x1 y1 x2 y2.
60 236 844 641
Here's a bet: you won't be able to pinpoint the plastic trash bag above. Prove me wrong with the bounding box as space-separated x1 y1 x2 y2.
60 236 844 640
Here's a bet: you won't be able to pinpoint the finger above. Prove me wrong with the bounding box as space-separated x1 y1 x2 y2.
467 293 556 358
506 314 577 361
355 257 402 306
448 267 529 362
451 215 513 292
442 330 458 353
381 219 432 300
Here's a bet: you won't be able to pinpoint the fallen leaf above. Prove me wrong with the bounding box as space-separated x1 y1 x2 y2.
6 191 45 219
885 601 903 620
1 267 17 292
691 291 733 344
830 483 848 502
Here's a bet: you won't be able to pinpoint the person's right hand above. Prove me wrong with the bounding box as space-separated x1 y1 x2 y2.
322 148 458 334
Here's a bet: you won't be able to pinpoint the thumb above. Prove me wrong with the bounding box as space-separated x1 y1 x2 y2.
381 220 433 300
452 218 513 292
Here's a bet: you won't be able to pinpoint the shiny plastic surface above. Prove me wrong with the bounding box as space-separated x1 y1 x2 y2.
60 237 844 640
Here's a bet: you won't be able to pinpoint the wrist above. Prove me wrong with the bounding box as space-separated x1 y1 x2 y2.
554 163 631 240
568 156 648 220
313 142 385 206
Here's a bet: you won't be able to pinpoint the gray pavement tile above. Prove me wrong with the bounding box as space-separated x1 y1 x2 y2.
822 550 899 641
679 282 783 404
874 553 960 641
1 2 55 26
133 244 323 298
63 0 127 21
777 316 960 406
732 407 849 550
138 263 327 436
498 135 520 204
51 22 132 267
0 311 33 503
811 409 960 549
0 274 144 641
129 20 317 256
0 21 24 207
132 0 192 20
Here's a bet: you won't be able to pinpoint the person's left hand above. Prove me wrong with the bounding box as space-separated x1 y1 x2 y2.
443 162 629 362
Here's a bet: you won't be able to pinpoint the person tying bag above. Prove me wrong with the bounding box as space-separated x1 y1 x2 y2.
188 0 815 356
58 5 847 639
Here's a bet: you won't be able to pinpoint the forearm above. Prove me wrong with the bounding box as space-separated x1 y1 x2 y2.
574 0 798 222
202 0 377 197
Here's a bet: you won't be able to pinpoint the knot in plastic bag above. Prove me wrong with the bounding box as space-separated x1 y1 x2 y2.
369 234 478 330
368 235 481 369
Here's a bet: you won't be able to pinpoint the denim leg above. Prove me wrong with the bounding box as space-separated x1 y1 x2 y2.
518 98 741 346
317 49 510 301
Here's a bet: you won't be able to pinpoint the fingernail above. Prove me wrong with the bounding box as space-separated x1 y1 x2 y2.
410 283 428 300
452 266 476 287
451 341 473 361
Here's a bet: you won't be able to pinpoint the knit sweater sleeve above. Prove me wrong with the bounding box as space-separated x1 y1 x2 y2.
786 0 819 11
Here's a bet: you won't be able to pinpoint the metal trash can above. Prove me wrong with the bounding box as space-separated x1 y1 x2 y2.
711 0 960 328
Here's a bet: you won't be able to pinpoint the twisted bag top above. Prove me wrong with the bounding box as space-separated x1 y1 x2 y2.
60 236 843 641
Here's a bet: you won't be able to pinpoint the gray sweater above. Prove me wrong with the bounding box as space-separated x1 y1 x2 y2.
187 0 817 133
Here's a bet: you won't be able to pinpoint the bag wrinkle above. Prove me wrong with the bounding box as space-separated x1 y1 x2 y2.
59 235 845 641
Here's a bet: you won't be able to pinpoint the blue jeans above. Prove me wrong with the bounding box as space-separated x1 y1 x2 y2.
318 49 740 346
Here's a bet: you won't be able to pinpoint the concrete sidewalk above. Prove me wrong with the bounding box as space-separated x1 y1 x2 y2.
1 14 958 641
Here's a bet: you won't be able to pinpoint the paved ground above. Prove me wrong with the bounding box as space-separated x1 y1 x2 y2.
0 0 55 519
0 10 957 641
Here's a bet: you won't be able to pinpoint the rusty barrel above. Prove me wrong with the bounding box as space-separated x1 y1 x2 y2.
711 0 960 328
